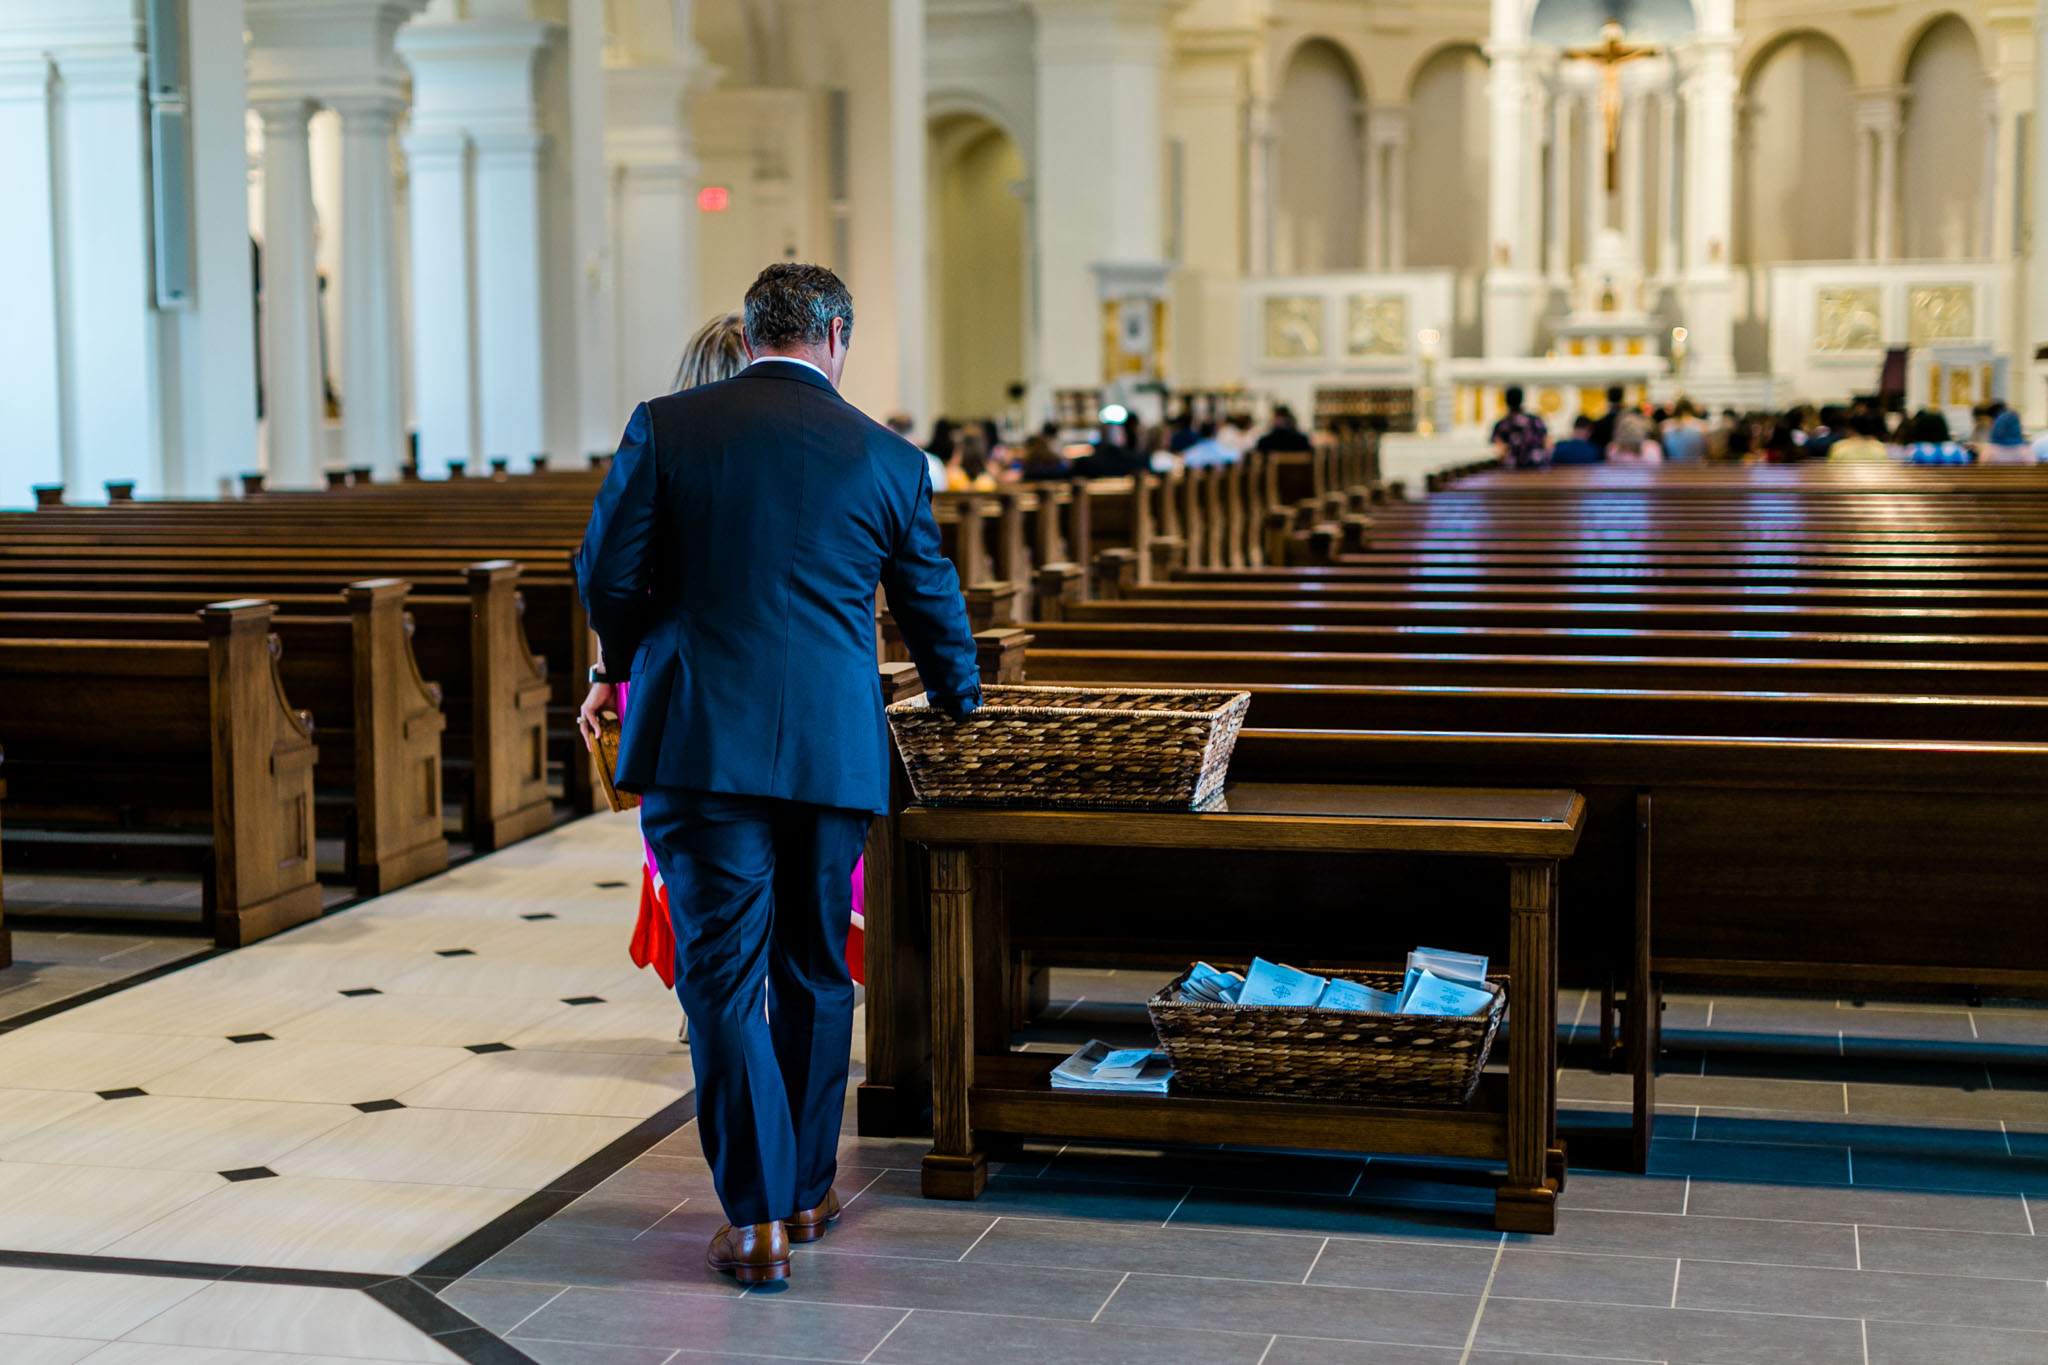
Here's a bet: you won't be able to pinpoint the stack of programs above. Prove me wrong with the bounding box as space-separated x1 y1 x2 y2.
1234 957 1401 1014
1051 1040 1175 1094
1173 950 1498 1018
1175 961 1245 1004
1395 947 1498 1017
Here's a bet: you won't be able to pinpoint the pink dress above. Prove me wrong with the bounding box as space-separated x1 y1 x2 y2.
617 681 865 988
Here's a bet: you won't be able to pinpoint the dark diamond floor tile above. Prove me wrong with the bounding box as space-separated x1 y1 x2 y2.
1645 1137 1849 1185
967 1215 1322 1282
1169 1186 1500 1244
1097 1271 1479 1347
1849 1149 2048 1195
1473 1296 1864 1365
562 995 606 1006
437 948 476 958
339 987 382 997
226 1032 273 1044
766 1249 1125 1320
870 1308 1267 1365
96 1087 147 1100
1504 1209 1856 1269
511 1283 903 1359
522 912 559 921
1682 1180 2030 1233
440 1277 568 1334
219 1166 277 1182
466 1042 515 1055
1865 1319 2048 1365
594 881 629 889
354 1098 406 1113
1857 1224 2048 1280
1678 1258 2048 1332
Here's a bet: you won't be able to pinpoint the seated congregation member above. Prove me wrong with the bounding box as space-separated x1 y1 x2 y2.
577 263 981 1285
1014 433 1072 481
1660 399 1706 463
1588 385 1627 450
1608 411 1664 464
1827 413 1891 463
1902 410 1975 465
1549 415 1604 465
1070 418 1148 477
1255 405 1315 455
944 428 998 491
1982 406 2033 464
1489 386 1550 468
1182 421 1240 468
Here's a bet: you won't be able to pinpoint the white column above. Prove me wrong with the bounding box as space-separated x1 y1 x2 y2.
333 97 407 478
566 0 618 456
1385 119 1408 272
1029 0 1179 390
1620 89 1646 263
474 129 547 465
1523 84 1547 277
1548 85 1571 281
1361 104 1382 271
2031 0 2048 419
256 98 326 489
1483 37 1541 358
890 0 928 421
0 53 63 503
1245 98 1276 276
605 61 700 408
1582 84 1606 244
401 131 474 475
1982 83 2001 261
1852 125 1873 261
1656 88 1679 278
1680 19 1738 379
1856 87 1906 263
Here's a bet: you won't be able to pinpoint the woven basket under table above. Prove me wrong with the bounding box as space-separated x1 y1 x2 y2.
887 685 1250 811
1149 966 1507 1106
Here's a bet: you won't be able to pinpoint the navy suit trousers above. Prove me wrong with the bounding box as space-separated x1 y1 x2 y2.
638 786 870 1227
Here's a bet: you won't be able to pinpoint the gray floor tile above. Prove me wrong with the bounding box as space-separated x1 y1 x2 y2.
1848 1149 2048 1195
1690 1107 2009 1156
787 1198 998 1263
466 1223 743 1298
1849 1081 2048 1124
862 1168 1190 1225
511 1284 902 1359
1169 1187 1500 1244
504 1335 678 1364
1039 1143 1366 1196
1682 1179 2030 1233
1298 1235 1499 1295
438 1277 567 1334
867 1307 1267 1365
1096 1271 1480 1347
1645 1137 1849 1185
966 1214 1323 1282
1473 1296 1864 1365
1349 1158 1500 1208
765 1249 1126 1320
1857 1223 2048 1280
1678 1258 2048 1331
1636 1074 1850 1114
1547 1171 1690 1216
1507 1208 1856 1269
1710 1051 1991 1089
1865 1319 2048 1365
1487 1248 1679 1307
1263 1343 1664 1365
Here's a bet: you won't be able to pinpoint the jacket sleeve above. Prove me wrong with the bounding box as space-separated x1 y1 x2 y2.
881 468 982 719
575 403 659 674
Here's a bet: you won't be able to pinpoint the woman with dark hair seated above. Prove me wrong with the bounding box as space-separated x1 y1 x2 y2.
1902 410 1975 465
1016 434 1074 481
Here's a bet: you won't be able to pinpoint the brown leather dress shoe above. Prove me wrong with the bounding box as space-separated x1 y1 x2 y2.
787 1189 841 1244
707 1221 790 1283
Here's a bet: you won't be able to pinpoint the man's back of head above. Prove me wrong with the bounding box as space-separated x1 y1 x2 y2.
744 263 856 388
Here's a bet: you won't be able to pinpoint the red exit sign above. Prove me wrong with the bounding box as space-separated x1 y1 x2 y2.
698 186 730 212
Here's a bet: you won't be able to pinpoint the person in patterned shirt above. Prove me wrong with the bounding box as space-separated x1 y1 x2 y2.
1490 387 1551 468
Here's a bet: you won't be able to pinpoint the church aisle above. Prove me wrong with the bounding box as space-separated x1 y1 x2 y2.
0 810 694 1286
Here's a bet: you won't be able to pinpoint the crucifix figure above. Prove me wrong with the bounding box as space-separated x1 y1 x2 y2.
1563 20 1659 193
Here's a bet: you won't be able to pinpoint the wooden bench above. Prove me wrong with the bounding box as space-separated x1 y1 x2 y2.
0 601 322 945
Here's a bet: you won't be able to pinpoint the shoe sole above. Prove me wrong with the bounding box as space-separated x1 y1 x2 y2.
786 1217 838 1245
714 1259 790 1283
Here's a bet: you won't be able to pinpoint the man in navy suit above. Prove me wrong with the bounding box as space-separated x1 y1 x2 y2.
576 263 980 1283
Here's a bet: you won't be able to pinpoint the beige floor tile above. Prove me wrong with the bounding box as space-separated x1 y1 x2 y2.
0 1267 206 1338
0 1087 103 1145
395 1046 693 1118
504 993 687 1056
0 1164 224 1253
99 1174 533 1273
271 1106 638 1187
169 945 445 994
1 1094 357 1172
144 1038 472 1106
0 1335 102 1365
270 991 572 1048
379 955 648 1002
38 982 325 1040
0 1029 232 1093
120 1281 461 1362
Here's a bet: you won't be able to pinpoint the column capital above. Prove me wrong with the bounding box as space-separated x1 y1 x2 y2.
327 93 405 128
247 0 428 109
1854 84 1910 131
1367 103 1410 144
0 52 51 98
251 95 315 129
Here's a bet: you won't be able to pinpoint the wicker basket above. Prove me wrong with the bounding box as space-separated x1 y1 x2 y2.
1148 966 1507 1106
888 685 1250 811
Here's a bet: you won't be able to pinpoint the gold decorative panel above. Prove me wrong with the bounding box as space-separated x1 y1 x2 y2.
1908 285 1974 348
1345 295 1408 358
1814 287 1883 354
1263 296 1325 361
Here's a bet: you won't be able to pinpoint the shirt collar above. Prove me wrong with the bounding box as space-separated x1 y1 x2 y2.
747 355 832 384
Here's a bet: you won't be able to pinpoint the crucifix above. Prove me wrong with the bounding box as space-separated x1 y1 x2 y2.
1563 20 1659 193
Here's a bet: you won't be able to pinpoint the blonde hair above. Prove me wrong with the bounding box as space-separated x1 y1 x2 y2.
670 312 750 393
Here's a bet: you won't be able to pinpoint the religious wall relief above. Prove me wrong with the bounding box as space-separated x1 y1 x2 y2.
1263 296 1326 361
1346 296 1408 358
1813 287 1883 354
1908 286 1974 348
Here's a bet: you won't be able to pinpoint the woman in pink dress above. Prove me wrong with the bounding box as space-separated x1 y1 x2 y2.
578 313 868 1038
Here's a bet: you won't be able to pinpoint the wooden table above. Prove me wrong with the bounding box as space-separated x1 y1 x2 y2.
901 783 1586 1233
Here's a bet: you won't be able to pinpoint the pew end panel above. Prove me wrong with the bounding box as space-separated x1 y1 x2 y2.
467 561 555 851
346 579 450 894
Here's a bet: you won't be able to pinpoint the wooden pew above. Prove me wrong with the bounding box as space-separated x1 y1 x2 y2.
0 601 322 946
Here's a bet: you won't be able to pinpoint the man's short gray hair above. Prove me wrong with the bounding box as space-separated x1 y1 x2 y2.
743 263 855 351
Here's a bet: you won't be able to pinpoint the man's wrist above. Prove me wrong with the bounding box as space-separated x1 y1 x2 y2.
589 665 619 685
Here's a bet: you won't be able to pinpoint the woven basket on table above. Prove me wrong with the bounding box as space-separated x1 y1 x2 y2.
1149 966 1507 1106
887 685 1250 811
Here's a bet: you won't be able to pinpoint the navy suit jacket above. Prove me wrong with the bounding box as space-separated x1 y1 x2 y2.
576 359 981 814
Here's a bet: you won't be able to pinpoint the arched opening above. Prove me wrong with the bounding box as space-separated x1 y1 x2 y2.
1405 44 1487 273
1736 31 1856 265
1900 14 1986 260
1275 38 1364 274
1529 0 1696 44
929 112 1028 423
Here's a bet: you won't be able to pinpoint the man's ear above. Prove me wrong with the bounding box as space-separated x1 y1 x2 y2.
830 316 848 357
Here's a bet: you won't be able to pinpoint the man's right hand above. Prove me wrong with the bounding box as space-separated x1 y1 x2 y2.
577 682 617 752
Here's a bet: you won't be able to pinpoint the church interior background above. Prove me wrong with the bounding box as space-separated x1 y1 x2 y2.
0 0 2040 504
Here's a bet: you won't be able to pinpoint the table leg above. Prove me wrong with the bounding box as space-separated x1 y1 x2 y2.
922 842 987 1199
1629 791 1657 1174
1547 876 1567 1195
1496 859 1559 1234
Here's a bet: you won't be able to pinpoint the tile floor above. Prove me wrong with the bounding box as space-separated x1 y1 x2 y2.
3 810 2047 1365
0 926 208 1022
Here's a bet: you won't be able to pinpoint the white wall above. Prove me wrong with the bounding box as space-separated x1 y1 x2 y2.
1901 15 1987 261
1766 260 2004 403
1274 38 1362 274
1737 33 1856 266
